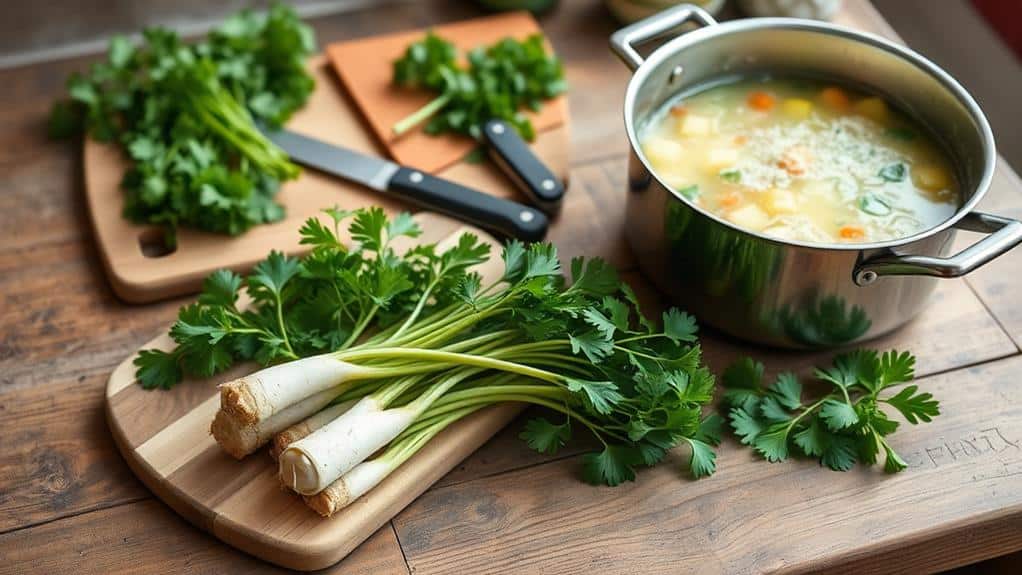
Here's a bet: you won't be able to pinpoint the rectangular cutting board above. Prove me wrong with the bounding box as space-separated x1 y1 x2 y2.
327 10 568 174
85 19 569 303
105 212 527 571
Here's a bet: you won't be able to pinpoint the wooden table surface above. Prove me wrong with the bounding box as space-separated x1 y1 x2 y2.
2 1 1022 573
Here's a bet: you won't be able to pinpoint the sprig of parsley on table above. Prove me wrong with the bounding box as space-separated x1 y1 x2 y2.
721 351 939 472
50 4 315 243
391 32 567 140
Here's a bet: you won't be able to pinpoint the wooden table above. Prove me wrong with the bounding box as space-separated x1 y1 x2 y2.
2 1 1021 573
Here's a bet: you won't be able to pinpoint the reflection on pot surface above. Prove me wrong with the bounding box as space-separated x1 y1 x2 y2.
663 198 781 303
773 293 872 347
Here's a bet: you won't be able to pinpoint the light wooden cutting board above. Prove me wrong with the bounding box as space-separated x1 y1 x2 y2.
86 38 569 303
105 212 527 571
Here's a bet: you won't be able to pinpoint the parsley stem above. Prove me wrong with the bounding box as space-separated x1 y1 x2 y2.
403 306 507 349
390 279 439 341
274 292 295 357
336 348 562 383
429 388 621 442
342 304 379 349
615 334 665 344
839 385 853 406
786 397 829 433
393 93 452 136
614 346 662 361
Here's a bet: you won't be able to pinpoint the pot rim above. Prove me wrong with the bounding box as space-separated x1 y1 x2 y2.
622 16 997 252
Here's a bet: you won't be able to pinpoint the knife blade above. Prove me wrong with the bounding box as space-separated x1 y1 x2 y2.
481 119 565 214
263 128 549 242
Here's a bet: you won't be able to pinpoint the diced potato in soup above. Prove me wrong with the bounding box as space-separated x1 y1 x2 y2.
639 77 961 243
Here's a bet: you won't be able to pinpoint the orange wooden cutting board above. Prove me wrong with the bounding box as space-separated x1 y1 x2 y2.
106 213 527 571
85 50 568 303
326 10 568 173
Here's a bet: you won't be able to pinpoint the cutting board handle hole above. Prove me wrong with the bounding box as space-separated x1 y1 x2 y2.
138 229 176 258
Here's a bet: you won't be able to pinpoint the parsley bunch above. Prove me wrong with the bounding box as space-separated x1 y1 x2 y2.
51 4 315 242
721 351 940 472
392 32 567 140
138 206 719 487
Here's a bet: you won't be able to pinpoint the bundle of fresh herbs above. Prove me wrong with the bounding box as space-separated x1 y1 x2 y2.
720 352 940 472
50 4 315 242
392 32 567 140
135 207 720 514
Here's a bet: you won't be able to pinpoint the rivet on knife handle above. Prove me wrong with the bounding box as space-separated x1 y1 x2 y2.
389 167 549 242
482 119 565 215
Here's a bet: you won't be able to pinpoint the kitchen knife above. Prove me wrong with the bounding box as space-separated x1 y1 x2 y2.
263 128 549 242
481 119 565 214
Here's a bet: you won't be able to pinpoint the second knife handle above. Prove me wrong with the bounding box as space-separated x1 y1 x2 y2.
482 119 565 214
388 167 549 242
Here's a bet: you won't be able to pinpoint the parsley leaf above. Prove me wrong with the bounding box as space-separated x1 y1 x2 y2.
565 378 623 415
879 162 907 182
568 331 614 363
582 445 638 486
198 269 242 308
662 309 698 343
883 385 939 423
686 438 718 478
729 408 765 445
519 418 571 455
133 349 182 390
819 399 859 431
248 251 301 300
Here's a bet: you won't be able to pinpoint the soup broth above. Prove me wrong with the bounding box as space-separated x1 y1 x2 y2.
640 77 961 244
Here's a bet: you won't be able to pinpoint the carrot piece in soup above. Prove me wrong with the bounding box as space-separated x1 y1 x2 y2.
719 192 742 208
747 91 776 111
777 146 812 175
669 105 687 118
839 225 865 240
820 87 850 110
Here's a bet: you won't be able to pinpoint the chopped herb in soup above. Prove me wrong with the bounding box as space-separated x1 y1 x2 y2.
640 78 960 243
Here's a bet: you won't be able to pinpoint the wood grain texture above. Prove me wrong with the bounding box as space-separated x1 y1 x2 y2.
0 499 409 575
393 356 1022 575
0 375 147 534
83 51 569 303
958 163 1022 348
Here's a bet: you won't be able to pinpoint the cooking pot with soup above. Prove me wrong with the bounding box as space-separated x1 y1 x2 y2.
611 4 1022 348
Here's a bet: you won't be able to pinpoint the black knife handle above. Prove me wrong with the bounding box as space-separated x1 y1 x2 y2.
482 119 564 214
389 167 549 242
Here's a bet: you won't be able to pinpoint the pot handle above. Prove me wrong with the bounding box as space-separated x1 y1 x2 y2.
610 4 718 71
853 212 1022 285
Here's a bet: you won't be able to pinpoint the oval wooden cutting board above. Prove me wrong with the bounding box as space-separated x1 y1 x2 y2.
105 212 526 571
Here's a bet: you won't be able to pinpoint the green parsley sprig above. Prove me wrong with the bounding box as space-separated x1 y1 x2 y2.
392 32 567 141
51 4 315 242
721 351 940 472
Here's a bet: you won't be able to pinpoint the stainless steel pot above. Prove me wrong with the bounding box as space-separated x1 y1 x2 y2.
610 4 1022 348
